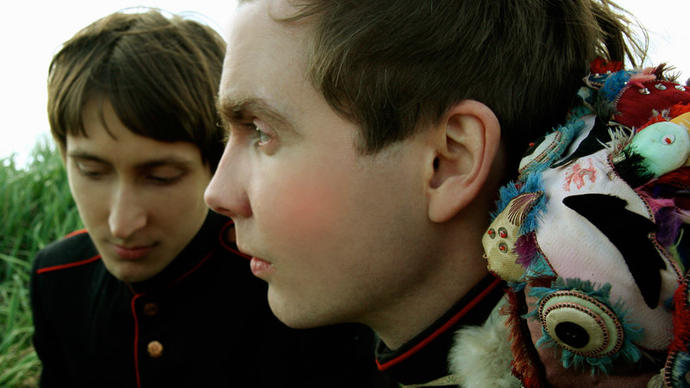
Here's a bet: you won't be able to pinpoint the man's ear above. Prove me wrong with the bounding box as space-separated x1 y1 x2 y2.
427 100 501 223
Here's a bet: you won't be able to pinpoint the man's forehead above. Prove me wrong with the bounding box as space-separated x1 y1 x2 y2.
236 0 302 18
227 0 311 48
232 0 293 27
221 1 286 88
220 0 313 118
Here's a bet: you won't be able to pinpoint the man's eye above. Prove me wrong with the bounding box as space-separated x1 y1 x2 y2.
251 120 273 147
79 170 104 178
146 168 186 185
147 175 181 185
256 128 271 145
75 162 108 179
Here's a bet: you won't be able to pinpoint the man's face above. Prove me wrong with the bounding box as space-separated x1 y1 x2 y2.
66 97 211 283
205 0 441 329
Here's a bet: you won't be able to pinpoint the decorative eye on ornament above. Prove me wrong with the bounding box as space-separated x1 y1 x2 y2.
662 134 675 145
528 280 643 373
537 290 624 358
481 192 543 282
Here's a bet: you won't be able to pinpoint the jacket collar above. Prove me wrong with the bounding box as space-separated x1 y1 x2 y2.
128 211 233 294
375 274 505 385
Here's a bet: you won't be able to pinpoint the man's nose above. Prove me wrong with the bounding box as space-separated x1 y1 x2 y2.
109 184 147 240
205 141 253 219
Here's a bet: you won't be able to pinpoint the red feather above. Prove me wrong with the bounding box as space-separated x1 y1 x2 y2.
670 102 690 118
654 167 690 191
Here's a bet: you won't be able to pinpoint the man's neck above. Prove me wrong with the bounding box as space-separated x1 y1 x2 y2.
369 189 500 348
370 253 490 350
374 273 505 385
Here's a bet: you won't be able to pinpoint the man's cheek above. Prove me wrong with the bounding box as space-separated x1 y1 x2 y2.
261 178 343 241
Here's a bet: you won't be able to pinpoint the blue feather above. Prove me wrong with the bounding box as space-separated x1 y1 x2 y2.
669 351 690 388
599 71 633 103
523 252 555 280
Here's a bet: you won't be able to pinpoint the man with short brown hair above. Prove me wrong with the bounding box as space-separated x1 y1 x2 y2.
204 1 686 386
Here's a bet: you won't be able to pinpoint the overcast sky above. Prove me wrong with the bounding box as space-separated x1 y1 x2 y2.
0 0 235 167
1 0 688 168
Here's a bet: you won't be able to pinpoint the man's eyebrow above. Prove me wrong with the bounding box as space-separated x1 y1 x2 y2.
217 96 293 130
136 158 195 170
66 151 108 164
68 150 193 169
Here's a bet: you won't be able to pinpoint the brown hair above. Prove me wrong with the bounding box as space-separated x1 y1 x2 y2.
277 0 645 169
47 9 226 170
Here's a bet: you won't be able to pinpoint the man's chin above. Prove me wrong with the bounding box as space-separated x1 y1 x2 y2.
267 288 334 329
103 261 157 284
112 271 152 284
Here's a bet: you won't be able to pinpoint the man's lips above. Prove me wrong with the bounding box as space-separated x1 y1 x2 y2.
111 243 156 260
250 257 273 277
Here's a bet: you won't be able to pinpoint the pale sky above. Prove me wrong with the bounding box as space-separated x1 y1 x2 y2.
0 0 235 167
1 0 688 168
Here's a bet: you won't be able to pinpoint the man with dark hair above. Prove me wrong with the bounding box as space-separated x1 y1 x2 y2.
31 9 394 388
206 0 690 386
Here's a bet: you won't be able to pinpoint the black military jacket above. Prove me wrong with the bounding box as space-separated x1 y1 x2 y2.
31 212 393 388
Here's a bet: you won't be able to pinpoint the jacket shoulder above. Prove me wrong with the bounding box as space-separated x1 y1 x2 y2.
33 231 100 275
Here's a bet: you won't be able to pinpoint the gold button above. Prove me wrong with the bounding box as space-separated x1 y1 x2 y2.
143 302 159 316
147 340 163 358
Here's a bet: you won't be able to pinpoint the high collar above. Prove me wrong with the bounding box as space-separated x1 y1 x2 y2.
375 274 505 386
128 211 235 294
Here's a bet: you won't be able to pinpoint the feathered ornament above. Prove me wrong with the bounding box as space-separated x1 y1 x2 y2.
664 272 690 387
482 59 690 386
612 118 690 188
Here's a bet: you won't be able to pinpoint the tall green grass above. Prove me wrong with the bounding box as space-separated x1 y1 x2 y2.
0 137 82 387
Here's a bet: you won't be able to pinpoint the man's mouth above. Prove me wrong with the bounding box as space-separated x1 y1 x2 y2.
250 256 273 277
111 243 156 260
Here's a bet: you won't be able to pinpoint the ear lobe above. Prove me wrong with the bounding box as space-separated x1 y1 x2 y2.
428 100 501 223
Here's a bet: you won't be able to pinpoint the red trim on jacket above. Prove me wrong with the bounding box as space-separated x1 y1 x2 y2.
218 220 251 259
375 278 503 371
131 292 144 388
35 254 101 275
171 248 216 287
128 246 217 386
64 229 87 239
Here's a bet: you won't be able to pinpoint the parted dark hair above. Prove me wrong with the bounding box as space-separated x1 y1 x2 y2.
268 0 644 168
47 9 226 170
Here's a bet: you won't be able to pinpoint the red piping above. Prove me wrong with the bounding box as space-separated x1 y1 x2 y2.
131 292 144 388
127 247 215 386
171 248 216 286
63 229 87 239
218 220 251 259
36 254 101 274
376 278 503 371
